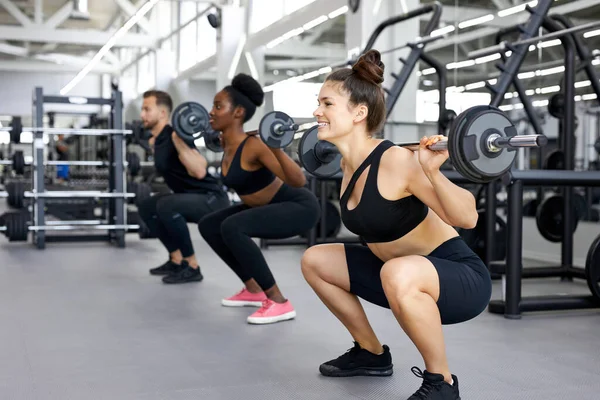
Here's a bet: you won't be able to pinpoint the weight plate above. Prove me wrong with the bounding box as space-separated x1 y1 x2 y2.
171 102 210 141
449 105 517 184
12 151 25 175
10 117 22 144
5 211 28 241
297 126 342 179
458 210 507 262
548 93 564 119
127 152 141 176
6 181 25 209
204 129 223 153
259 111 296 149
448 105 489 183
535 195 579 243
134 182 152 208
584 234 600 301
544 149 564 170
439 109 457 131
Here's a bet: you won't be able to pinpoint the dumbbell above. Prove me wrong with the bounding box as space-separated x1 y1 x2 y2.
297 105 548 184
0 151 26 175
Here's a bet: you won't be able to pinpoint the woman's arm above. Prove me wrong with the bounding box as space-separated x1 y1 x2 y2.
171 131 208 179
250 137 306 187
382 147 477 229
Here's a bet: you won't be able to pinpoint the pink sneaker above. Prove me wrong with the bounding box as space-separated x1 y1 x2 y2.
221 288 267 307
247 299 296 325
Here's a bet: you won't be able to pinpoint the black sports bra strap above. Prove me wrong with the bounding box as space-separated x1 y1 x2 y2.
342 149 378 202
366 140 394 181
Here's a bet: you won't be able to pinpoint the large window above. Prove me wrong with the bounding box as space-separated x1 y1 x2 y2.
273 82 321 118
179 22 197 71
197 12 216 62
137 52 156 94
416 90 491 123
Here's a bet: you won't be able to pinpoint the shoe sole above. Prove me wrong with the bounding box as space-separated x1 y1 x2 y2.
162 275 203 284
221 299 263 307
319 365 393 377
247 310 296 324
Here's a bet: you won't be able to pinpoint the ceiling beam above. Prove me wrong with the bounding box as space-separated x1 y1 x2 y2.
0 0 33 27
44 1 74 29
0 25 156 48
266 58 341 70
0 59 117 74
0 41 27 56
34 0 43 24
113 0 152 34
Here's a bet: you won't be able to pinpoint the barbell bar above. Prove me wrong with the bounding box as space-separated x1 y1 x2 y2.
0 224 140 232
23 127 133 136
468 20 600 59
23 191 136 198
0 159 154 167
298 105 548 183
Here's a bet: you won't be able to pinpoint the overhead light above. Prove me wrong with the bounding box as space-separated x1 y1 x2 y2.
303 15 328 31
71 0 90 20
497 1 538 17
458 14 494 29
328 6 348 19
61 0 160 95
431 25 455 37
584 29 600 38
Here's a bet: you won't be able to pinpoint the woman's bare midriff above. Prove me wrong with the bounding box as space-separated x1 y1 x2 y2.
238 178 283 207
365 209 461 262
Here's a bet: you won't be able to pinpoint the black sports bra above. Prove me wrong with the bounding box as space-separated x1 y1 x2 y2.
220 136 276 195
340 140 429 243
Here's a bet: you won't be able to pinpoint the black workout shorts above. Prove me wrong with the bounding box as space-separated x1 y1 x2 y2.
344 236 492 325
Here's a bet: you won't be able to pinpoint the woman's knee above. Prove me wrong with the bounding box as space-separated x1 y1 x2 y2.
380 257 427 303
301 244 348 289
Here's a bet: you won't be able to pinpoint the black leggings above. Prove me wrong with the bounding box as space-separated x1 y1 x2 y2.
138 191 230 257
198 184 320 290
345 236 492 325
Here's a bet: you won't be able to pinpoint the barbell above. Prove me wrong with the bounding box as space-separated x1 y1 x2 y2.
0 211 142 242
171 101 302 153
0 117 23 143
297 105 548 183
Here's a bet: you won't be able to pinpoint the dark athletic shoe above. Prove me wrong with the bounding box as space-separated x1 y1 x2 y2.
149 260 183 276
319 342 393 377
162 261 203 284
407 367 460 399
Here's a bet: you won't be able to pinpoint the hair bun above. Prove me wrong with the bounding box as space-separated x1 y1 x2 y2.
352 50 385 85
232 73 264 106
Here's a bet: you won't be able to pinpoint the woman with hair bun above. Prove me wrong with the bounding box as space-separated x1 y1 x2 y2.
300 50 491 399
198 73 320 325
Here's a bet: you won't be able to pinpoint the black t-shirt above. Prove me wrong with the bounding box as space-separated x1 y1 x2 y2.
153 124 222 194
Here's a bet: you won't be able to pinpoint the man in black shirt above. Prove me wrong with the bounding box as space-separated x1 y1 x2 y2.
137 90 230 283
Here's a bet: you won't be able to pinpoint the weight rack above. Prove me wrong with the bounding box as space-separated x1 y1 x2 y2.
28 87 131 249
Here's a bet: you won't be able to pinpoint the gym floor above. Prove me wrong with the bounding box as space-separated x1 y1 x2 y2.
0 226 599 400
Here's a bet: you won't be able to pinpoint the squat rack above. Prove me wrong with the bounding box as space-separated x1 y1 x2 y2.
29 87 131 249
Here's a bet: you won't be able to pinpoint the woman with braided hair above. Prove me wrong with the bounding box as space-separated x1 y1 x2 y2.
197 73 320 325
300 50 492 400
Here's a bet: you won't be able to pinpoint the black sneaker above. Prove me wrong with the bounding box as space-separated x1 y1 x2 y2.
407 367 460 399
162 261 203 284
319 342 393 377
149 260 183 276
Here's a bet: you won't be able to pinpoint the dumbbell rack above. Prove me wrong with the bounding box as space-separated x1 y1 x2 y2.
25 87 133 249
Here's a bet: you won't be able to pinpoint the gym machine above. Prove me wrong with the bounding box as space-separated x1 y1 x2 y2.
466 0 600 317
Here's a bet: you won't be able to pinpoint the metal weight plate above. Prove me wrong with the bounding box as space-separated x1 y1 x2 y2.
6 181 25 209
12 151 25 175
447 105 490 183
171 102 210 141
548 93 564 119
259 111 296 149
535 195 579 243
458 210 507 262
544 149 564 170
297 126 342 178
10 117 22 144
584 234 600 301
126 152 141 176
4 211 28 241
449 105 517 184
203 129 223 153
134 182 152 208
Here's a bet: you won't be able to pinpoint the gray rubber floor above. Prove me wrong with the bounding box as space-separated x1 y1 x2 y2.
0 228 599 400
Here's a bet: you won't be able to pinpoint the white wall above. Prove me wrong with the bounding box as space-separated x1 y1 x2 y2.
0 71 104 124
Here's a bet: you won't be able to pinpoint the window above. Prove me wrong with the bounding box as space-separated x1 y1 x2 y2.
179 0 198 25
197 12 216 62
250 0 318 33
179 22 197 71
